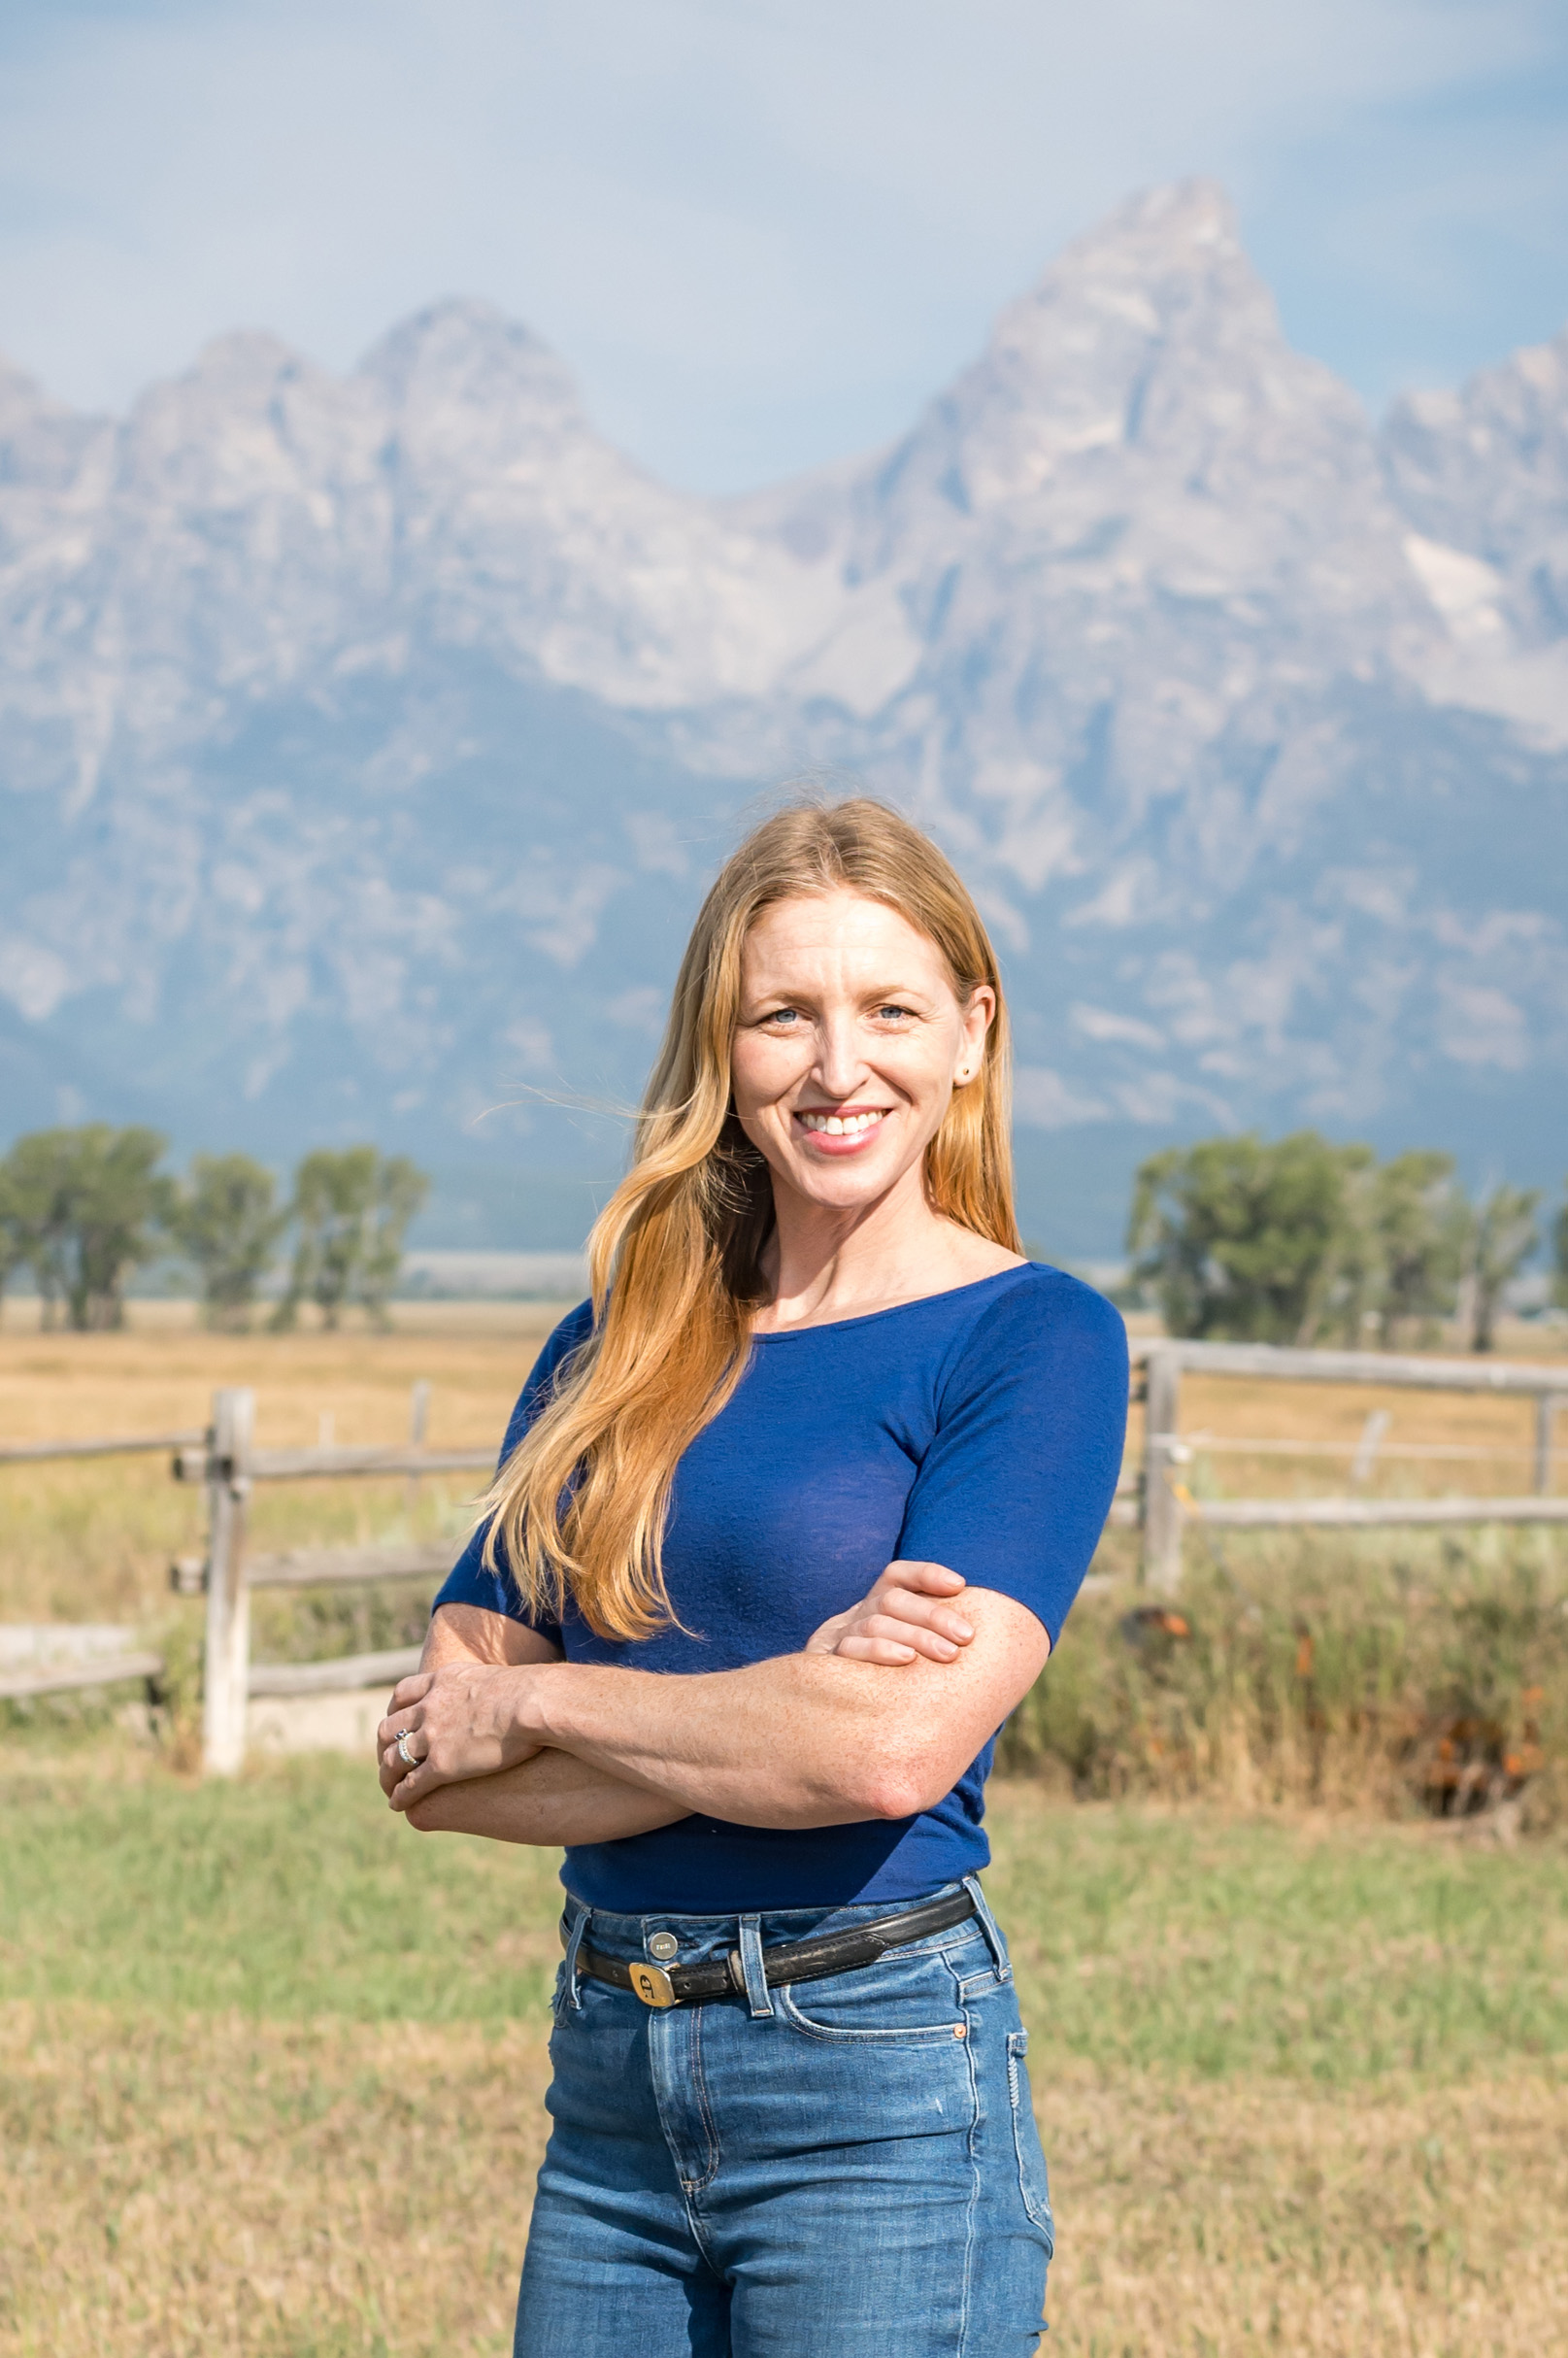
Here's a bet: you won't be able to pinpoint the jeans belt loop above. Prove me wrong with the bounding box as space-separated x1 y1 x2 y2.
963 1874 1011 1981
561 1903 591 2013
736 1913 774 2019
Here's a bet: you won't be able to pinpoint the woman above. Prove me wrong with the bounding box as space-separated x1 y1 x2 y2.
378 798 1127 2357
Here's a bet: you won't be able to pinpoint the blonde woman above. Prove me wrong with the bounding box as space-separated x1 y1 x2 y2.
378 800 1127 2357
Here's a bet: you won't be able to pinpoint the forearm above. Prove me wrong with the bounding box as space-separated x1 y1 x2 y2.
390 1589 1048 1833
527 1650 978 1828
405 1745 690 1847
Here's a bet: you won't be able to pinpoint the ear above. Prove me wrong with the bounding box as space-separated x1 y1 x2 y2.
954 984 995 1082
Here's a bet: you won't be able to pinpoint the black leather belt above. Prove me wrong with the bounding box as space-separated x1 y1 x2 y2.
566 1886 978 2009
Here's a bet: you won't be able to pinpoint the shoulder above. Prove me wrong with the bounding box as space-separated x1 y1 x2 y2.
536 1296 596 1371
502 1297 596 1449
941 1263 1128 1398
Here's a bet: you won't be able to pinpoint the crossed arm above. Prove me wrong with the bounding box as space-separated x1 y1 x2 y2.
377 1564 1051 1847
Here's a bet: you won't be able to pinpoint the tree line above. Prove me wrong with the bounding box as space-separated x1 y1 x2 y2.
0 1128 428 1332
1129 1132 1568 1352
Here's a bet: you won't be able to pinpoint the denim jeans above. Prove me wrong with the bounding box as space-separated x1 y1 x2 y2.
514 1877 1052 2357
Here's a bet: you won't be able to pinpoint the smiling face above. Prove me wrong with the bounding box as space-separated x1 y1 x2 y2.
730 890 994 1220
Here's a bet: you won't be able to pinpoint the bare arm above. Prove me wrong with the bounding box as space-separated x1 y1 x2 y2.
384 1570 1049 1830
387 1602 690 1847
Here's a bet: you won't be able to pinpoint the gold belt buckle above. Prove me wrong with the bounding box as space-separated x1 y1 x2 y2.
628 1961 677 2008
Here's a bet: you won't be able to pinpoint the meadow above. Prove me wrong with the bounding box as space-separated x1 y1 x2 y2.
3 1302 1567 2354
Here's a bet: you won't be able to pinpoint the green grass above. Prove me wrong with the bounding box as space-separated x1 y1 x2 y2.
6 1757 1567 2089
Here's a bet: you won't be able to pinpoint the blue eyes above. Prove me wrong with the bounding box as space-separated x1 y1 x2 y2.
760 1006 915 1027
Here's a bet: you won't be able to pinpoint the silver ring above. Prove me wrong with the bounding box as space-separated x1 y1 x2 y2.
395 1728 419 1769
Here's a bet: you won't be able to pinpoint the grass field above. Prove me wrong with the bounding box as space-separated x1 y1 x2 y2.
4 1307 1568 2353
3 1759 1567 2356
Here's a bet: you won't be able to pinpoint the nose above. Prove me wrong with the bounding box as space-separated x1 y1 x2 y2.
813 1012 869 1103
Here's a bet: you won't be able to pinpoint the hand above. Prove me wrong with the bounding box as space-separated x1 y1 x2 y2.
376 1661 545 1812
804 1560 976 1667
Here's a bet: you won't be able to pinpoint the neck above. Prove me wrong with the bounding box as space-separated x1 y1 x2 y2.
757 1164 960 1330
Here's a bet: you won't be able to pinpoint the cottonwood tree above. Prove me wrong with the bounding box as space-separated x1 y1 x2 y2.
170 1153 287 1331
272 1147 429 1330
1126 1131 1358 1343
1466 1185 1540 1354
1371 1151 1468 1347
0 1126 172 1330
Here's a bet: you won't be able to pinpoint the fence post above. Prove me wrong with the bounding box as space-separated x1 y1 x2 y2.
1537 1396 1560 1495
1142 1347 1184 1593
201 1386 254 1776
406 1378 431 1518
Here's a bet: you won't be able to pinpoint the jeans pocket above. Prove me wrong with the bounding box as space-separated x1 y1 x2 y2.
776 1948 968 2044
1006 2030 1054 2252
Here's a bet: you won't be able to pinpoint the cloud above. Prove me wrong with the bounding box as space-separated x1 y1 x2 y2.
0 0 1563 488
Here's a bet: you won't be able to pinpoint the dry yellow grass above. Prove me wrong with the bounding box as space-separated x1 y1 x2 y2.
3 1305 1564 1626
5 2003 1563 2358
5 1307 1568 2354
0 1304 568 1624
0 2002 550 2358
1042 2061 1568 2355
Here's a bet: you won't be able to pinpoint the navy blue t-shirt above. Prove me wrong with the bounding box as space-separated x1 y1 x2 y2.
434 1263 1127 1913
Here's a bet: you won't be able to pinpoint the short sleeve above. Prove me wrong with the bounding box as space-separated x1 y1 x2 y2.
894 1270 1128 1647
430 1297 596 1646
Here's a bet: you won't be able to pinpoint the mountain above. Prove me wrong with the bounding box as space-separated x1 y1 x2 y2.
0 180 1564 1257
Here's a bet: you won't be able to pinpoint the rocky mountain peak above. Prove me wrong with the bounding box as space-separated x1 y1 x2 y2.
1383 328 1568 649
0 181 1562 1248
357 298 591 463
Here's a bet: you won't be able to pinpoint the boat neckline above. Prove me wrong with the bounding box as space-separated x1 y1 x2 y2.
747 1261 1042 1342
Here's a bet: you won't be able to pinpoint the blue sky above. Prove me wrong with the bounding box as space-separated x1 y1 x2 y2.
1 0 1565 492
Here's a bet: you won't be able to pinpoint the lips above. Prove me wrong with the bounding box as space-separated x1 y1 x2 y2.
790 1106 890 1156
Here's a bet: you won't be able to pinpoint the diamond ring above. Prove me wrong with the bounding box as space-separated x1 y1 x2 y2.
395 1728 420 1769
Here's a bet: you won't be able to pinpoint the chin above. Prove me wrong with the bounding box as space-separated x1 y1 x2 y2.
789 1158 904 1207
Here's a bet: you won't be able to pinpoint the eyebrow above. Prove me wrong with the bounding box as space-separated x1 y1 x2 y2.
747 981 935 1006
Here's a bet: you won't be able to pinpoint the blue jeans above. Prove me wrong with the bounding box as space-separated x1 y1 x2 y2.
514 1877 1052 2357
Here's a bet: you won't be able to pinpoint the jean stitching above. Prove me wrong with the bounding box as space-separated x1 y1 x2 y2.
956 2002 982 2356
1007 2031 1053 2242
683 2004 722 2197
774 1982 967 2044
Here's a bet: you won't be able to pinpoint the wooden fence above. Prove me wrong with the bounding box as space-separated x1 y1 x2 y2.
3 1342 1566 1765
1130 1339 1568 1593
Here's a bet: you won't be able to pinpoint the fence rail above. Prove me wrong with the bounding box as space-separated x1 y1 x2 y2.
1138 1338 1567 1591
0 1430 203 1465
0 1648 165 1702
6 1342 1568 1763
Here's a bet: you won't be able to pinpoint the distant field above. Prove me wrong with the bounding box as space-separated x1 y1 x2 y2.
1 1298 1562 1627
4 1306 1568 2351
0 1302 565 1625
2 1763 1566 2356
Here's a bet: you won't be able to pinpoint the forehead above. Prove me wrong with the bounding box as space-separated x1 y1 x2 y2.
742 890 952 991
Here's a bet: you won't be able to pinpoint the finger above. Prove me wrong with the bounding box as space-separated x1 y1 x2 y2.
882 1561 967 1596
390 1756 444 1811
834 1633 918 1665
389 1671 434 1708
862 1616 961 1663
875 1590 976 1641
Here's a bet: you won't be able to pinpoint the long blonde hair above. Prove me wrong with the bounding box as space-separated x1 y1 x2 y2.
483 796 1020 1639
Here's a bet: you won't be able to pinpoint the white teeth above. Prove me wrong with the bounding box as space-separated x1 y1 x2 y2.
799 1109 884 1135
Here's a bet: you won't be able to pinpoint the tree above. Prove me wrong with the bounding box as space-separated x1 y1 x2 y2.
1466 1184 1540 1354
0 1160 29 1305
273 1147 429 1331
0 1127 172 1330
170 1153 287 1331
1553 1179 1568 1316
1127 1131 1359 1344
1370 1150 1468 1348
